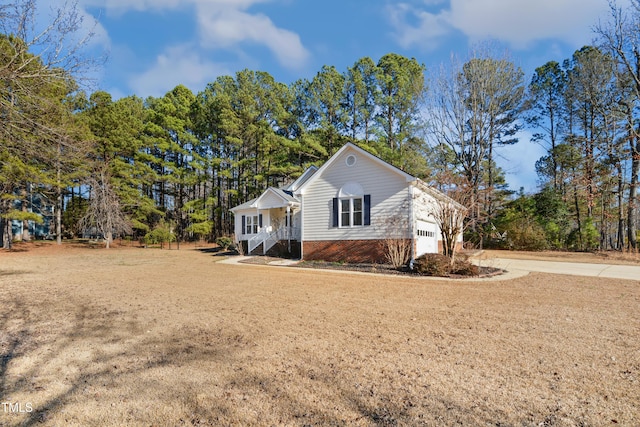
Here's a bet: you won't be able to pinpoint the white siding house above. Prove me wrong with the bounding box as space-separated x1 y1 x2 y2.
230 143 464 263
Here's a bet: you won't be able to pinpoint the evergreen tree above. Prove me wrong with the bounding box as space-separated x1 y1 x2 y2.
308 65 348 156
375 53 426 172
81 92 160 245
343 57 378 145
527 61 568 190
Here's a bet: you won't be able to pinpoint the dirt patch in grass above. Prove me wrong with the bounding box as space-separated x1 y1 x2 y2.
0 244 639 425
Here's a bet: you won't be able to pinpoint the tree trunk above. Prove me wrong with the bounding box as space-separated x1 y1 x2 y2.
628 133 639 250
2 216 12 249
56 142 63 245
617 161 625 250
0 217 6 249
21 187 30 242
487 138 494 220
573 169 583 249
56 190 62 245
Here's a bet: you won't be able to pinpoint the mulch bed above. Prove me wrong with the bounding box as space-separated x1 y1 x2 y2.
287 259 504 278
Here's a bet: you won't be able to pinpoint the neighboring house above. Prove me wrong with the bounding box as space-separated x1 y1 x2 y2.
230 142 464 263
11 190 55 241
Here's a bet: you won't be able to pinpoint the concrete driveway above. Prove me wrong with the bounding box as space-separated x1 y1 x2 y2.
223 253 639 281
474 257 640 281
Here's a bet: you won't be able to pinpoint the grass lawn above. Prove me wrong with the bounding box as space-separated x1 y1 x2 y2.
1 244 639 426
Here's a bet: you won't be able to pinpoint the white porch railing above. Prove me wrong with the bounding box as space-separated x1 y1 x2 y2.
247 225 300 255
248 226 272 254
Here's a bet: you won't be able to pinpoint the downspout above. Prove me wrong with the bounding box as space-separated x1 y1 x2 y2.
286 204 291 252
299 194 304 260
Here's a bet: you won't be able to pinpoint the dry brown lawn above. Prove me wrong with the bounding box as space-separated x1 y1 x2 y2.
0 243 639 426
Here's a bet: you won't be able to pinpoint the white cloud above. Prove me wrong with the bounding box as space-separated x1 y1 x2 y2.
449 0 608 48
84 17 111 51
195 4 309 68
81 0 185 14
128 45 231 97
80 0 308 69
83 0 271 12
387 0 620 51
387 3 452 50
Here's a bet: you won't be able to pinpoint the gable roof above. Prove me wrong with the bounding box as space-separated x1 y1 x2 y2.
283 165 318 192
294 142 415 195
229 187 299 212
229 142 465 214
229 197 258 212
415 179 467 211
256 187 299 207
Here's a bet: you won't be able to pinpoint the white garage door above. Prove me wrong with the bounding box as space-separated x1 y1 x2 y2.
415 220 438 257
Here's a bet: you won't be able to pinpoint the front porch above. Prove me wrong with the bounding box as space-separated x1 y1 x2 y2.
230 186 301 257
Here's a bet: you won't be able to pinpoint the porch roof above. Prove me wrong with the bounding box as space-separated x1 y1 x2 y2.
230 187 300 212
230 197 258 212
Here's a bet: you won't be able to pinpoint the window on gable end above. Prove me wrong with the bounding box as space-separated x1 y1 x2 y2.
334 183 370 228
334 196 370 228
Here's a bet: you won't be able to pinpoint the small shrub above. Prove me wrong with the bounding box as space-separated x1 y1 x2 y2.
216 236 233 250
381 238 411 269
413 253 451 276
452 259 479 276
144 220 175 248
412 253 479 277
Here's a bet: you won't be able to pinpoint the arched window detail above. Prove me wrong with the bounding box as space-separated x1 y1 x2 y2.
338 182 363 198
332 183 370 228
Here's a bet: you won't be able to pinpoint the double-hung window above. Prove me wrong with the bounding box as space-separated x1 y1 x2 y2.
335 196 369 227
245 215 259 234
340 197 363 227
333 183 370 228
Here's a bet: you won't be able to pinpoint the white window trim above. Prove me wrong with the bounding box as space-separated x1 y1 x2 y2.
245 215 259 235
338 196 364 228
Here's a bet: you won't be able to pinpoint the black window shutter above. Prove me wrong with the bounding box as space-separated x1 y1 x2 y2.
258 214 263 227
364 195 371 226
241 215 246 232
332 198 339 227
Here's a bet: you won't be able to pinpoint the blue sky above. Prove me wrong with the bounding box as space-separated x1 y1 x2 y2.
48 0 625 192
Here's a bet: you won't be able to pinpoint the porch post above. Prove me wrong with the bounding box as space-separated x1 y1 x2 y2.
286 205 291 252
257 207 264 254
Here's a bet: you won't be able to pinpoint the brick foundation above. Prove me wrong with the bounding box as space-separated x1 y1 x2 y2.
303 240 389 263
303 239 459 263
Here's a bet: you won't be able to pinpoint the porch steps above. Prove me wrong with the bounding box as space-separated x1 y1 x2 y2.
249 242 264 255
247 225 300 255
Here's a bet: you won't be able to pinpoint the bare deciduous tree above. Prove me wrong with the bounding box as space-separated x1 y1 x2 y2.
81 168 131 248
596 0 640 250
414 182 470 265
377 206 411 268
426 44 525 243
